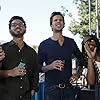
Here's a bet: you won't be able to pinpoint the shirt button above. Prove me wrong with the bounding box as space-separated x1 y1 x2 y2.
20 77 23 80
20 95 22 98
20 86 23 89
19 50 20 52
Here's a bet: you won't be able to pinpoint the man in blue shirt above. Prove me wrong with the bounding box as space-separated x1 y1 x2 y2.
38 11 84 100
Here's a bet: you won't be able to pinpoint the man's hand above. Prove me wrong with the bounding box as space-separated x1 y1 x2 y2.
8 67 26 77
69 73 79 84
47 60 65 71
31 90 35 96
84 42 96 59
42 60 65 72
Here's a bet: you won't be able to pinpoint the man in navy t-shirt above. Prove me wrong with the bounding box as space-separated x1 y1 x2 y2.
38 11 84 100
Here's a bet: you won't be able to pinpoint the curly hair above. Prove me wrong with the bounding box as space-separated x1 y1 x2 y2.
9 16 26 29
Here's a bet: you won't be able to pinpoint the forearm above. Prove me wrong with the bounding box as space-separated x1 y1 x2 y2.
0 70 11 78
42 64 52 72
87 58 95 85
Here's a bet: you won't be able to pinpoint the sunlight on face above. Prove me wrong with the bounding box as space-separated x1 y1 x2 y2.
87 40 96 51
51 15 65 32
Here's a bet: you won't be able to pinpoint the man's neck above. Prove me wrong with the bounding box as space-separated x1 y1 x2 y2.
51 32 64 46
13 37 24 49
51 32 63 41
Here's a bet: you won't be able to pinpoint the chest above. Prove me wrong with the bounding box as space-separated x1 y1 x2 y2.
45 41 74 60
2 46 32 69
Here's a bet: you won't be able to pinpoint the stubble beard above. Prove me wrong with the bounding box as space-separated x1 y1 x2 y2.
10 30 25 38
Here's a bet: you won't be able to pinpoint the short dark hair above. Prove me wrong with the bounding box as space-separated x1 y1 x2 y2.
50 11 64 26
9 16 26 29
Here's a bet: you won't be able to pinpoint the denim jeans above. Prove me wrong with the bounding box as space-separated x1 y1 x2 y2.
95 84 100 100
44 84 79 100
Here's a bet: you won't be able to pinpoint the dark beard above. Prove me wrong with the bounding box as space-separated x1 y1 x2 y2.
10 30 25 38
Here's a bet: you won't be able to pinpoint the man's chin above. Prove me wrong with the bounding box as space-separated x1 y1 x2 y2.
11 34 24 38
14 35 23 38
11 33 24 38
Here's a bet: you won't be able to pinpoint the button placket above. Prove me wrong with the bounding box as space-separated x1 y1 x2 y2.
20 77 23 80
19 95 22 99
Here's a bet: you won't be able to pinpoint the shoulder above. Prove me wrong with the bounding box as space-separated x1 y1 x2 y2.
1 41 13 50
39 38 51 47
24 43 37 55
27 45 37 53
1 41 11 46
64 36 76 43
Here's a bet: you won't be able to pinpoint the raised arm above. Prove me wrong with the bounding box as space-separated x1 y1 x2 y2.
84 42 96 85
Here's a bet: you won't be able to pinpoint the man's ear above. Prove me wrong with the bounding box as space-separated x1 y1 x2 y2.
50 25 53 31
23 29 26 34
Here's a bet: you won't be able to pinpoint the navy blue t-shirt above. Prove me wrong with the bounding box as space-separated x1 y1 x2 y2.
38 36 83 86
